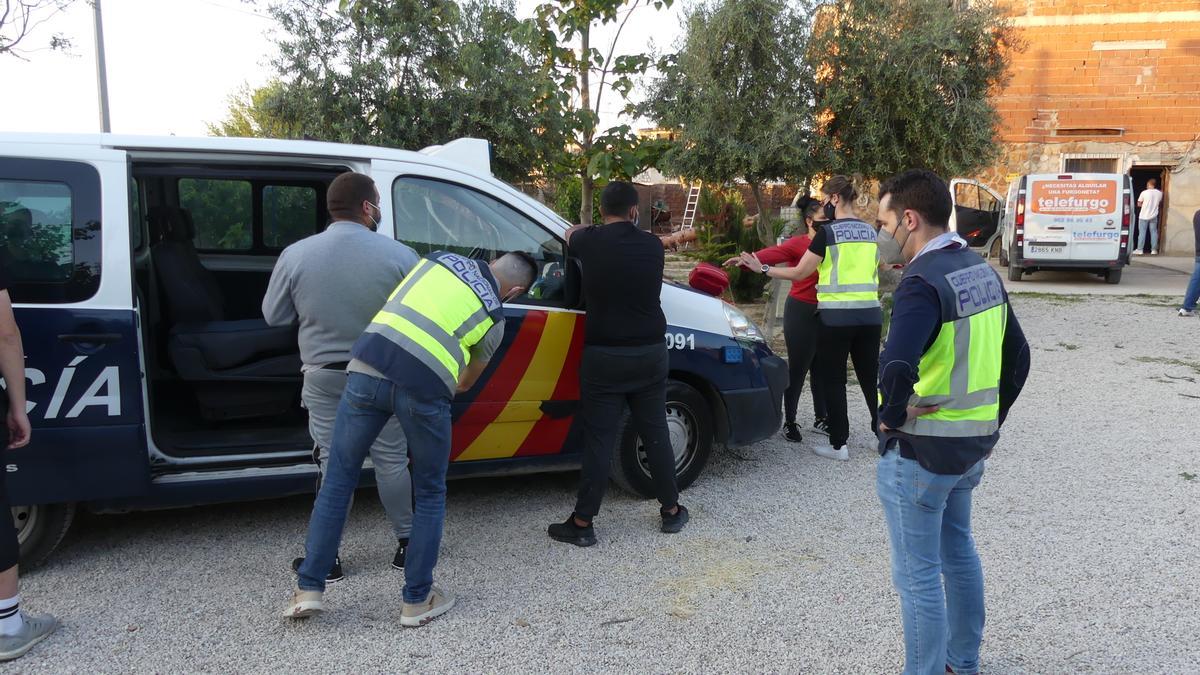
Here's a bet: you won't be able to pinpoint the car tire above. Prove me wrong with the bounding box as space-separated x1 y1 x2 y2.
1105 268 1123 285
1008 263 1024 282
611 380 714 498
13 502 75 569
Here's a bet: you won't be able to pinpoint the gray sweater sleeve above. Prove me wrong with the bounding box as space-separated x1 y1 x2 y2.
262 248 298 326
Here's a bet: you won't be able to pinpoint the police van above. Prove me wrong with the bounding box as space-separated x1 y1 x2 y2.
0 133 787 565
999 173 1133 284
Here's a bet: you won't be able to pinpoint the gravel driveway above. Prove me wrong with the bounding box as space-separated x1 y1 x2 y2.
14 296 1200 673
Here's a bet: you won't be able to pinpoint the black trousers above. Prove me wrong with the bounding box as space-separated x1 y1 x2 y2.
782 298 827 424
574 343 680 520
814 320 881 448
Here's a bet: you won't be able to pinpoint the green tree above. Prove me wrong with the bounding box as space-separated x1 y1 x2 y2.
644 0 820 245
525 0 675 224
209 0 569 184
811 0 1019 181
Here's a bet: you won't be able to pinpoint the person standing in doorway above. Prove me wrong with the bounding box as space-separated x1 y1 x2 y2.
0 272 57 662
1178 209 1200 317
741 175 881 461
725 200 827 443
547 181 689 547
264 172 419 581
1135 178 1163 255
874 169 1029 675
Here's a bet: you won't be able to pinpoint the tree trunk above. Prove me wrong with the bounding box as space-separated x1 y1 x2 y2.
578 23 594 226
749 181 772 245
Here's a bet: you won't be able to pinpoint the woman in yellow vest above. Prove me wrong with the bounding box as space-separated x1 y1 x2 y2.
741 176 881 461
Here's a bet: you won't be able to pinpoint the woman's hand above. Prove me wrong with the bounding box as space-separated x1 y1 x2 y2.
739 251 765 272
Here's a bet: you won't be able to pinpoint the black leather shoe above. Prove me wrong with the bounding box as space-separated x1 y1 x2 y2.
548 515 597 547
392 538 409 570
660 504 690 534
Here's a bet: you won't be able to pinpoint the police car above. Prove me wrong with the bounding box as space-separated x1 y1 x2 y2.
0 133 787 565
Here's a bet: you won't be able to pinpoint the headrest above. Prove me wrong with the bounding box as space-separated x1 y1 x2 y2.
148 206 196 244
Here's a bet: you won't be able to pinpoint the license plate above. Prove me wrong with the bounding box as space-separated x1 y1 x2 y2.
1028 244 1063 254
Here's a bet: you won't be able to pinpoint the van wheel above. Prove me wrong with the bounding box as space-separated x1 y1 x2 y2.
13 503 75 568
1105 268 1123 285
611 380 714 498
1008 264 1024 282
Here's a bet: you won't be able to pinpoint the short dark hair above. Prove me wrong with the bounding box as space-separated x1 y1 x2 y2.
803 201 821 221
878 169 952 228
822 175 858 202
327 172 378 220
599 181 639 217
1147 178 1157 187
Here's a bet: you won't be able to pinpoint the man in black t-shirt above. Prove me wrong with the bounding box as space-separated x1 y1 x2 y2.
0 265 58 661
547 182 689 547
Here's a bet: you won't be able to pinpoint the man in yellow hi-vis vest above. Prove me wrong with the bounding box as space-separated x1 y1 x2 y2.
284 250 537 627
874 170 1029 675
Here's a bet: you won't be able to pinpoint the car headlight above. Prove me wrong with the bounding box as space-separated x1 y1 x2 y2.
723 303 765 343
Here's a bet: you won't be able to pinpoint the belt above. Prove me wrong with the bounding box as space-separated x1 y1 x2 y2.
320 361 350 371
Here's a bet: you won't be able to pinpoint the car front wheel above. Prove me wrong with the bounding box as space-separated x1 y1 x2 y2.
611 380 714 498
13 503 75 569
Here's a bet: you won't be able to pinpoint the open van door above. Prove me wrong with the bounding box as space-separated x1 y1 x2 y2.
949 178 1004 256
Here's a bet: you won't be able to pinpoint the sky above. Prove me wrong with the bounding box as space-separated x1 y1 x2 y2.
0 0 687 138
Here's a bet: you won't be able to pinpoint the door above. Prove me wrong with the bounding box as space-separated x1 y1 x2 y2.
1130 166 1168 254
0 151 149 505
949 179 1002 247
372 160 582 462
1022 175 1120 263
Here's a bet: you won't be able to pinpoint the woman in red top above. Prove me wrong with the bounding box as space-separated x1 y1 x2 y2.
725 201 827 443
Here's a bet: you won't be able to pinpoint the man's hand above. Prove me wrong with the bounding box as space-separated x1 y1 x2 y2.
878 405 940 433
7 407 30 449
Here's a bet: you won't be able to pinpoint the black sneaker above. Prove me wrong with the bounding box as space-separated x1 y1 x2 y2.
292 556 345 583
660 504 690 533
812 418 830 436
783 422 803 443
392 538 408 570
548 514 597 547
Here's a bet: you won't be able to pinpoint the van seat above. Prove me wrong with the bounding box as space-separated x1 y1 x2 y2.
148 206 300 421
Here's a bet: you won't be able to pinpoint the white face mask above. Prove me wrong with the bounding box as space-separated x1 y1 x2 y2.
365 201 381 231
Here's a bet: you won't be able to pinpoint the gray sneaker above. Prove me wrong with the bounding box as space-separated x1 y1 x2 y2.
1178 308 1197 317
0 612 58 662
401 587 456 628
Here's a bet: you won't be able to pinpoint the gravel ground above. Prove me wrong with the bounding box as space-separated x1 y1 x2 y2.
14 296 1200 673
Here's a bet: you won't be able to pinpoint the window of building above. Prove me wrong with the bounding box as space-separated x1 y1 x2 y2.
0 158 103 303
1064 158 1119 174
392 177 564 304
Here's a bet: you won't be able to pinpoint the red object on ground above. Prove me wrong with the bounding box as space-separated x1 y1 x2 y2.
688 262 730 297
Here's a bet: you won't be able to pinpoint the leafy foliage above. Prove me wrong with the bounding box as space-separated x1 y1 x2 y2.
553 176 604 225
811 0 1020 181
209 0 570 184
684 188 771 303
644 0 821 245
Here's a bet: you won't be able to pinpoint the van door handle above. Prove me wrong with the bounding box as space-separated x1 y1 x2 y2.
59 333 121 344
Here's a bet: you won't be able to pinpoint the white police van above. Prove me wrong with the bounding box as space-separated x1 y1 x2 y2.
0 133 787 565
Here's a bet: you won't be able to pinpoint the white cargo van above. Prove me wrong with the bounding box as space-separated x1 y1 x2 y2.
999 173 1133 284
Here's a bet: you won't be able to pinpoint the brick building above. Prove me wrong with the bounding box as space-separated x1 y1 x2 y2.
980 0 1200 254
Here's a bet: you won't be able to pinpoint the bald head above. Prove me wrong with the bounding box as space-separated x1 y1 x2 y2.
489 251 538 302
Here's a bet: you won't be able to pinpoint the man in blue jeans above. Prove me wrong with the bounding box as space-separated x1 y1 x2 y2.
1177 209 1200 317
873 170 1030 675
282 250 536 627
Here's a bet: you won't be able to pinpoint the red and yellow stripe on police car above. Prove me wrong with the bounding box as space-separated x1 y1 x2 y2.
452 310 581 461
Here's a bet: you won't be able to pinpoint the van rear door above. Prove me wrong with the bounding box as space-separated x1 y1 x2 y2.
1026 174 1122 262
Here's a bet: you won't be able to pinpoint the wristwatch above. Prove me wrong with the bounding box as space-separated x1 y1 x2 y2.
760 264 770 274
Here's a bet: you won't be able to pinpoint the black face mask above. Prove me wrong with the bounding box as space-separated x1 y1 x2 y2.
822 199 837 221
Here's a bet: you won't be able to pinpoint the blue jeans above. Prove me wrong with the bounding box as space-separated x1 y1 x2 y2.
877 447 986 675
298 372 452 604
1183 260 1200 311
1136 216 1158 252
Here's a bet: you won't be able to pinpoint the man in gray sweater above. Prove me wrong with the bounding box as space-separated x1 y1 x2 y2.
264 172 420 581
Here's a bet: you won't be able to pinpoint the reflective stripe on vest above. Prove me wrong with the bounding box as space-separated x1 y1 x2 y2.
362 255 499 393
817 221 880 311
898 259 1007 438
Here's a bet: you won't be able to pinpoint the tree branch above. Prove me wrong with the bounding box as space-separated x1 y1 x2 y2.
594 0 641 118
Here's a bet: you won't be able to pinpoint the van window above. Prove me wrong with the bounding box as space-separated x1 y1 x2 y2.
178 178 253 250
954 183 979 210
392 177 565 303
263 185 317 248
977 186 1000 213
0 157 103 303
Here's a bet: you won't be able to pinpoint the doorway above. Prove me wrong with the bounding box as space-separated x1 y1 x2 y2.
1130 166 1169 254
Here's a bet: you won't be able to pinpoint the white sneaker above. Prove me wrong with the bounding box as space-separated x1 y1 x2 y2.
1151 250 1159 255
812 444 849 461
1179 308 1197 317
282 589 324 619
1133 250 1144 255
